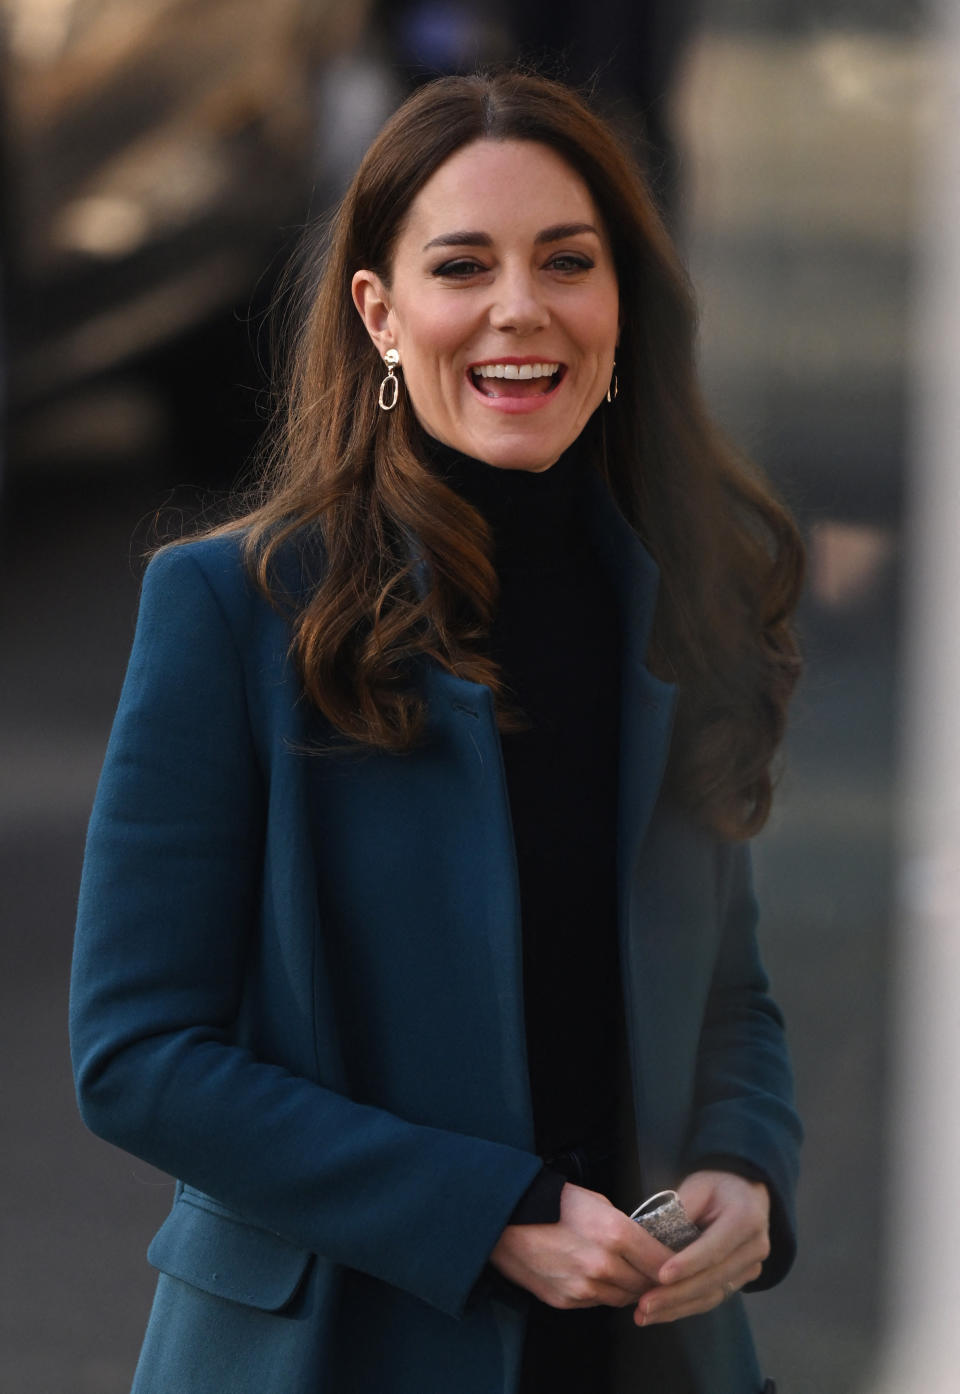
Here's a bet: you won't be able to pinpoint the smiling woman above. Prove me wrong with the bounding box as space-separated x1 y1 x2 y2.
71 70 803 1394
351 139 620 470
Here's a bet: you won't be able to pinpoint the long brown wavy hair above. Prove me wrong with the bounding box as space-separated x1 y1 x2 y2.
236 70 803 840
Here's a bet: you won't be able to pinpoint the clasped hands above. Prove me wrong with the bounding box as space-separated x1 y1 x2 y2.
489 1170 770 1326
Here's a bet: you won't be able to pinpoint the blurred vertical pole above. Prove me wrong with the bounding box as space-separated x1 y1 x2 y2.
873 3 960 1392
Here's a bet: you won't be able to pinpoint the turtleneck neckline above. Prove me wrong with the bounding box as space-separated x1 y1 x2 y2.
423 434 589 574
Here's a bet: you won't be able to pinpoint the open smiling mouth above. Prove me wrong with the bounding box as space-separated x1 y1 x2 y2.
469 362 564 399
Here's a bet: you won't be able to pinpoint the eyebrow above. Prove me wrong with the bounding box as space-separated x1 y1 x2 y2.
422 222 600 251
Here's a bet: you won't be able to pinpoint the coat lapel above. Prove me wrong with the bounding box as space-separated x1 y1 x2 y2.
583 476 678 901
585 479 680 1188
419 665 535 1150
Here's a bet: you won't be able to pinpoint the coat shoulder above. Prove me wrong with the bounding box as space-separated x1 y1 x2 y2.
146 532 252 605
149 527 326 615
131 535 289 695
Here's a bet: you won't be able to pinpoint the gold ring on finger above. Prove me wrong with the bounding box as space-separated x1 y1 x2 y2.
722 1281 736 1302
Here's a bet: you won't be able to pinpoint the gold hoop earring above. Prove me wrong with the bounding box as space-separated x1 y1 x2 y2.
378 349 400 411
606 362 618 404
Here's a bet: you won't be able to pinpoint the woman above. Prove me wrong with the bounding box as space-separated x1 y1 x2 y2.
71 70 803 1394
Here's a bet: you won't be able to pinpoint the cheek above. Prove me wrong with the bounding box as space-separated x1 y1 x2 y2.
399 297 472 370
595 302 620 355
575 315 616 384
394 306 473 431
583 283 620 358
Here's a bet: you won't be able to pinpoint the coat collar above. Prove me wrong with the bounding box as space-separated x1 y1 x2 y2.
582 465 662 658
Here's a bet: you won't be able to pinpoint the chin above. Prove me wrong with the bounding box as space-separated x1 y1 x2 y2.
479 451 556 473
466 429 574 474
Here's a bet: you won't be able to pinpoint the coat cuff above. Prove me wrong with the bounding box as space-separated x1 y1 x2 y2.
506 1167 566 1225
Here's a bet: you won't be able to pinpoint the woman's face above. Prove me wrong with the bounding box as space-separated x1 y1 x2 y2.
353 139 620 471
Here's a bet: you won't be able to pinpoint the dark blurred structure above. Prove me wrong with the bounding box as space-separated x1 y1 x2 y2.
510 0 699 215
382 0 699 215
3 0 372 489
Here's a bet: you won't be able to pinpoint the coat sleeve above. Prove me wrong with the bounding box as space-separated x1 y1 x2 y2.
70 544 542 1319
682 841 802 1289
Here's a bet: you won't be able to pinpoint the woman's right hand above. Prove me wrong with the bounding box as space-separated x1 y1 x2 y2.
489 1182 668 1309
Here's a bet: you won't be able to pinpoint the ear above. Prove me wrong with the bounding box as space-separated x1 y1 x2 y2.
352 269 397 359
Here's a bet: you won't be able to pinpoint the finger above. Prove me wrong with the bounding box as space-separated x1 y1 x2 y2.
560 1279 649 1311
582 1249 659 1306
651 1228 731 1287
617 1220 675 1284
635 1256 765 1326
639 1241 765 1316
544 1260 655 1311
656 1208 768 1286
650 1243 766 1315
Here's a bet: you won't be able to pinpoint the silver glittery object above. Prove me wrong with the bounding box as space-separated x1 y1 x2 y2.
630 1190 701 1251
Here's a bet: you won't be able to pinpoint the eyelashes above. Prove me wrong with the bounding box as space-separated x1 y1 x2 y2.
431 253 595 279
547 254 595 273
431 258 485 278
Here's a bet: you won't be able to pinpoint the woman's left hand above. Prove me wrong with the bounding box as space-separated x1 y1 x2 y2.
633 1170 770 1326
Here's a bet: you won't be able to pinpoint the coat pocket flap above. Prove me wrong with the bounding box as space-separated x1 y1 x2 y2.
147 1188 313 1311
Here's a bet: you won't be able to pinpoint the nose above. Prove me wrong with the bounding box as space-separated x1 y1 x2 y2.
488 265 550 335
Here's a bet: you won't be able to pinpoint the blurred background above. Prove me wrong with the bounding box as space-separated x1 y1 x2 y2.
0 0 935 1389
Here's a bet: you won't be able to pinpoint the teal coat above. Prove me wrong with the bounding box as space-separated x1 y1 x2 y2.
71 477 800 1394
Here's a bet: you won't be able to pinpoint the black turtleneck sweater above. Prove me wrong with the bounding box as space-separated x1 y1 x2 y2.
428 437 624 1172
429 437 625 1391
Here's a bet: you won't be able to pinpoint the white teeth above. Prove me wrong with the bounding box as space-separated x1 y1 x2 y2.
472 362 560 380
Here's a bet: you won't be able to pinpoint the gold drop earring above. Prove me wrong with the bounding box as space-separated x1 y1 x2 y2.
606 361 618 404
378 350 401 411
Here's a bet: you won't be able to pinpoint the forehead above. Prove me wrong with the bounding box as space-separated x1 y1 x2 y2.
396 138 605 247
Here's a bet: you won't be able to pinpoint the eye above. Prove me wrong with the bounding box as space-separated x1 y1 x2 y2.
546 253 594 273
431 257 487 278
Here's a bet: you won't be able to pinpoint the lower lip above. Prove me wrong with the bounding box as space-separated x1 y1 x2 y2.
466 371 564 415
